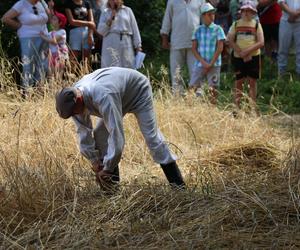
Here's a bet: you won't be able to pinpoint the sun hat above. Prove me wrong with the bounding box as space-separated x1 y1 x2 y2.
240 0 257 13
200 3 216 15
55 87 77 119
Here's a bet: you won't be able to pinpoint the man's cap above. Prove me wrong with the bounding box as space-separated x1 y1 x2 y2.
240 0 257 13
55 87 77 119
201 3 216 15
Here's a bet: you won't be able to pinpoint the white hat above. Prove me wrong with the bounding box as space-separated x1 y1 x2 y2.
200 3 216 15
240 0 257 13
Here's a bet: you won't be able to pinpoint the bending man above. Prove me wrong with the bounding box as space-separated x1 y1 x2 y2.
55 67 185 189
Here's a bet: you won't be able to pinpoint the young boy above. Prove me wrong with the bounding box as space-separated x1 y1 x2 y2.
228 0 264 109
189 2 226 104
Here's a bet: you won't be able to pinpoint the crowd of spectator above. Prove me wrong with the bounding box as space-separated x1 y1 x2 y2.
160 0 299 111
1 0 300 111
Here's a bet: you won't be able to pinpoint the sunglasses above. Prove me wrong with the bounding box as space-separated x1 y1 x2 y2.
32 6 38 15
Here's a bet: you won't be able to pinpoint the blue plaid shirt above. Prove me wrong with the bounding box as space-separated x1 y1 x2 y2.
192 23 226 67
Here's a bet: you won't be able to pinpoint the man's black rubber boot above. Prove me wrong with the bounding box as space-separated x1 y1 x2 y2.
111 165 120 182
160 162 185 188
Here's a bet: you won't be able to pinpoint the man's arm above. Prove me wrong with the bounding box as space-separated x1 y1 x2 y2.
72 113 101 167
99 95 125 173
160 0 173 49
279 1 300 16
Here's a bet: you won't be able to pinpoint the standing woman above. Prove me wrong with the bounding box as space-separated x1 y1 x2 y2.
65 0 96 63
1 0 49 90
97 0 142 68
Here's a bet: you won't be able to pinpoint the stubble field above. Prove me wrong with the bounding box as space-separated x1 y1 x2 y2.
0 82 300 249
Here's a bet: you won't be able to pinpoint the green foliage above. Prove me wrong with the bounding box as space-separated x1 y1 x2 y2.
258 76 300 114
126 0 166 57
256 56 300 114
0 1 20 58
219 57 300 114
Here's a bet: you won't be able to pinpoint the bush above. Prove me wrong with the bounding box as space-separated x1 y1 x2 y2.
125 0 166 57
0 0 20 59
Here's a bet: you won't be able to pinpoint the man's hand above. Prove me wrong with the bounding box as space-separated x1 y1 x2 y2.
96 169 114 189
91 161 103 173
161 35 170 49
288 14 297 23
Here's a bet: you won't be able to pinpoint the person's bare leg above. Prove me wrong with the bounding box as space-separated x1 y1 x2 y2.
209 86 217 105
234 78 244 109
248 77 257 104
248 77 259 115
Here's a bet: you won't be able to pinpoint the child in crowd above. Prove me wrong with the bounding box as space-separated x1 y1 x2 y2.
227 0 264 110
189 2 226 104
40 14 69 79
44 0 67 31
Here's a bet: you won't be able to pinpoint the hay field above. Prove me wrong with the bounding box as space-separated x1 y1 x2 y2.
0 81 300 249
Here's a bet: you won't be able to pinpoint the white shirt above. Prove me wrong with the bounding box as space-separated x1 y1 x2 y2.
72 67 153 171
97 5 142 48
12 0 48 38
278 0 300 22
46 29 68 60
160 0 204 49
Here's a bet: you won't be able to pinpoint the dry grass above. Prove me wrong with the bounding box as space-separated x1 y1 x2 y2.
0 66 300 249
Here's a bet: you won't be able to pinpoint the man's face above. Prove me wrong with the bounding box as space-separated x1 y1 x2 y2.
202 11 215 26
72 94 85 116
72 102 85 116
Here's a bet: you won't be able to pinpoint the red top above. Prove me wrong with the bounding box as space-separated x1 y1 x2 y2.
259 3 282 25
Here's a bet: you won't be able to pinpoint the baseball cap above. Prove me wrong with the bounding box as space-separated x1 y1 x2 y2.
240 0 257 13
55 87 77 119
201 3 216 15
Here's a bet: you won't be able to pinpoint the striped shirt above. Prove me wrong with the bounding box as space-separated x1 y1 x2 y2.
228 19 263 57
192 23 226 67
